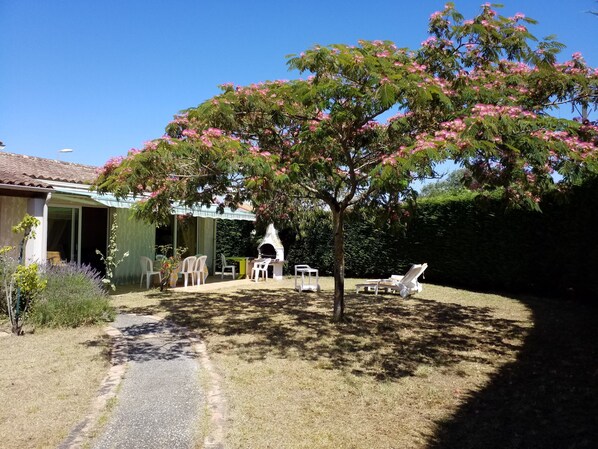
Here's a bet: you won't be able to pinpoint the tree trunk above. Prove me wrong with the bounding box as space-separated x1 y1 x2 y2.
331 207 345 322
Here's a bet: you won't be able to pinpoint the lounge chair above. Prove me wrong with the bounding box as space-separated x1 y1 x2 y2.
356 263 428 298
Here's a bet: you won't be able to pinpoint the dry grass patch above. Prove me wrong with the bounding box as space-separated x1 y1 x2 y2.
0 326 110 449
112 278 598 449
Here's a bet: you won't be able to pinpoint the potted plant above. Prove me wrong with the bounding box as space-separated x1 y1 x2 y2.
155 245 187 291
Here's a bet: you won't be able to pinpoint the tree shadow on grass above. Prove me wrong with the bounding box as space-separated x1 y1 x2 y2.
428 295 598 449
116 287 597 447
120 287 527 380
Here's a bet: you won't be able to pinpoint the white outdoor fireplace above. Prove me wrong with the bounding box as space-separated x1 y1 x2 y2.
256 223 285 280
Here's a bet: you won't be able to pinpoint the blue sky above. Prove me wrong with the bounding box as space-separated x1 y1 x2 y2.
1 0 597 168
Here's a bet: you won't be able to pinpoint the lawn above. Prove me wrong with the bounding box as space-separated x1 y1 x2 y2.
110 278 598 449
0 325 111 449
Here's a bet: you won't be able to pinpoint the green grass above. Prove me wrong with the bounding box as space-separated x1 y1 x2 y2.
0 326 111 449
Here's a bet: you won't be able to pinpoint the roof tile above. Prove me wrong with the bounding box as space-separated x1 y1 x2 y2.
0 152 98 187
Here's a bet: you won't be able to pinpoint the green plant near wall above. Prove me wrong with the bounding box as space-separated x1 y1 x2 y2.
216 219 256 269
96 212 129 291
0 214 46 335
155 244 187 291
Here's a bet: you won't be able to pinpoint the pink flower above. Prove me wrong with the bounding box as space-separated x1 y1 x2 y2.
205 128 223 137
182 129 199 139
143 140 158 151
421 37 437 47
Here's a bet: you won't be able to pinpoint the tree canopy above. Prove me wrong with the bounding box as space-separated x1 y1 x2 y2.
95 2 598 321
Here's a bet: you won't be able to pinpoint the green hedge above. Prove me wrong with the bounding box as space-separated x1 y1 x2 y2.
216 219 257 269
216 179 598 299
400 182 598 298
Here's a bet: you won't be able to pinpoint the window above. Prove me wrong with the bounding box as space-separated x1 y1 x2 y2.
155 215 197 257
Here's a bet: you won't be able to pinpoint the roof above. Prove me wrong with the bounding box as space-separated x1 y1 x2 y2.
0 151 255 221
0 152 98 187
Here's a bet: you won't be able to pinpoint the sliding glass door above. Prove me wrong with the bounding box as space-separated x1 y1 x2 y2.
47 206 80 263
47 206 108 272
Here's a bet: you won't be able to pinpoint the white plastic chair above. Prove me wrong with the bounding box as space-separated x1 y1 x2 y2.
193 255 208 285
140 256 162 289
221 254 236 279
179 256 197 287
251 258 271 282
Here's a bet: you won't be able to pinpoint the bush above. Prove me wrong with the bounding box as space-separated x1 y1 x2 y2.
216 219 256 269
280 177 598 300
31 264 115 328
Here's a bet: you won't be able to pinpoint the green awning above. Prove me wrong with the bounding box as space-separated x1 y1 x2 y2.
52 186 255 221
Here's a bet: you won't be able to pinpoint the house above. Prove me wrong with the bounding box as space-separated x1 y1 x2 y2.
0 152 255 283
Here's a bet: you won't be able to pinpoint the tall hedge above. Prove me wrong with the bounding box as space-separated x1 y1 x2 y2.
216 219 256 269
217 178 598 299
400 181 598 298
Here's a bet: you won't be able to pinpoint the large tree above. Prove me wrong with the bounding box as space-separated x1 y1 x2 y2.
95 3 598 321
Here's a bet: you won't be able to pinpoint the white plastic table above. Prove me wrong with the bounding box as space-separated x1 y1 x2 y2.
294 265 320 292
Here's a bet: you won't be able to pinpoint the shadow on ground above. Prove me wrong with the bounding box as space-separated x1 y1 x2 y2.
427 295 598 449
119 288 525 379
118 321 197 363
117 286 598 447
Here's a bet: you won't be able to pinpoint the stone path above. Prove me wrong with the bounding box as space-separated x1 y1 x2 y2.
92 314 204 449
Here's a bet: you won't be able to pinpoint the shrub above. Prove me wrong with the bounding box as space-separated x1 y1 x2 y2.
216 219 257 270
31 263 115 328
280 177 598 299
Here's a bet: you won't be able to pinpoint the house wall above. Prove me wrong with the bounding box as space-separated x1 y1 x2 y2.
112 208 156 284
25 197 46 265
105 208 223 284
0 195 28 253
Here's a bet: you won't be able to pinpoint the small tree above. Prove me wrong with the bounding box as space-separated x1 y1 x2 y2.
95 3 598 321
0 215 47 335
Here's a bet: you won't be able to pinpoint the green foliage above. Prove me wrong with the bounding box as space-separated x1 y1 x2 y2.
11 214 40 240
216 219 256 269
13 264 47 294
419 169 472 198
1 214 45 334
285 209 404 278
31 263 114 328
156 244 187 290
96 212 129 291
283 178 598 299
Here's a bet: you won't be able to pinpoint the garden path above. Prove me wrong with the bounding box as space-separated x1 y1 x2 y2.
91 314 204 449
